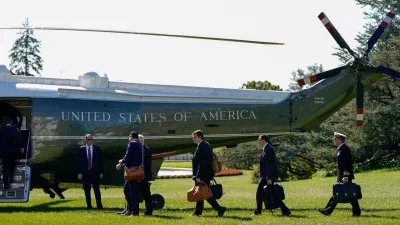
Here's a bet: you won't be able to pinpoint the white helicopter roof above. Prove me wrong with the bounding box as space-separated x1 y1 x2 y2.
0 65 290 103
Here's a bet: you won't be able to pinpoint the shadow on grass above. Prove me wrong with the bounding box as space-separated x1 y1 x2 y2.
362 208 400 212
291 208 400 212
0 200 127 213
360 215 400 220
151 214 184 220
203 215 253 221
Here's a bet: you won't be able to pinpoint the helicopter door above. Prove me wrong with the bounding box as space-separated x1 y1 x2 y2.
0 98 32 202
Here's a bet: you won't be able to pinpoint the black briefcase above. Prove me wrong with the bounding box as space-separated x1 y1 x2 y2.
209 178 223 199
263 183 285 209
332 182 362 203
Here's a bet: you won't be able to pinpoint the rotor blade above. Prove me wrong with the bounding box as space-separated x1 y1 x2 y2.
0 27 285 46
318 12 356 57
376 66 400 79
356 73 364 126
297 66 345 87
364 12 396 56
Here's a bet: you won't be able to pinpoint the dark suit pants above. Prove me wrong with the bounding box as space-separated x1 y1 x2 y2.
140 179 152 214
324 196 361 215
256 179 289 213
2 152 17 187
83 170 102 208
195 179 221 213
124 181 140 215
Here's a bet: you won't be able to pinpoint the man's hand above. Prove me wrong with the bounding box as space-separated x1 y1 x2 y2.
100 174 103 179
267 179 273 186
195 178 200 184
78 174 82 180
20 148 24 153
116 162 122 170
342 177 349 183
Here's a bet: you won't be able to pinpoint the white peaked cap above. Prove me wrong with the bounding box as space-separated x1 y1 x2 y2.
334 132 346 138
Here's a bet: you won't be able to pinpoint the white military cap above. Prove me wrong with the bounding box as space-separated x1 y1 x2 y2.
334 132 346 138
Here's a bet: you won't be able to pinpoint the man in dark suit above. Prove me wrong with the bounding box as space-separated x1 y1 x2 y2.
0 116 24 189
117 134 153 216
76 134 104 209
253 134 291 216
116 131 143 216
138 134 153 216
191 130 226 217
318 132 361 216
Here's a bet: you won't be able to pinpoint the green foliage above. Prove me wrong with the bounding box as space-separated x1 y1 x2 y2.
240 80 283 91
8 18 43 76
219 142 260 170
251 164 260 183
288 63 324 91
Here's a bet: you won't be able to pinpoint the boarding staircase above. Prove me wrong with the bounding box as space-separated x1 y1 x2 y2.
0 129 31 203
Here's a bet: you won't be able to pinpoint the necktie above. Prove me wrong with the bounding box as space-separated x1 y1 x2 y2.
88 147 92 169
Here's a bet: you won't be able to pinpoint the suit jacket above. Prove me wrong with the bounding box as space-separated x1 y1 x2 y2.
0 124 24 154
76 145 104 177
336 143 355 182
121 140 142 167
192 140 214 181
143 144 152 180
260 143 279 181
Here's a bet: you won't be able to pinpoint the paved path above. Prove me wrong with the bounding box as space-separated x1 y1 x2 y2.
157 167 192 177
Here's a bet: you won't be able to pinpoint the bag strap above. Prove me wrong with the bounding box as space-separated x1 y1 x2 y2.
141 144 144 167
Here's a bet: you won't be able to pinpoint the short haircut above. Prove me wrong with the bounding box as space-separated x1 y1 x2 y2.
259 134 270 142
130 131 139 139
192 130 204 139
85 133 92 139
139 134 144 139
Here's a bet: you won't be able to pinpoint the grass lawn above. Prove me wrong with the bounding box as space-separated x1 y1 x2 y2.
0 169 399 224
162 161 192 168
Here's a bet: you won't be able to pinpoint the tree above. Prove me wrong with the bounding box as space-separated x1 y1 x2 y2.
241 80 282 91
9 18 43 76
219 142 261 170
288 63 324 91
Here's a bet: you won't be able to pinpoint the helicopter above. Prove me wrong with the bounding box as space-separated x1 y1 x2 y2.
0 11 398 209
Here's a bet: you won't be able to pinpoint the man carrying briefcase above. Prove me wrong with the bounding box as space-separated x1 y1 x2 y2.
317 132 361 217
253 134 291 216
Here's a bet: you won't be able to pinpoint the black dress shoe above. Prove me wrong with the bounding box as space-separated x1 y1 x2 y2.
97 205 103 209
144 210 153 216
218 207 226 217
190 212 202 216
281 208 291 216
253 209 261 215
317 208 330 216
352 214 361 217
87 205 93 209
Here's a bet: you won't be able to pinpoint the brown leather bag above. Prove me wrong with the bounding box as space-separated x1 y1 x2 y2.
187 181 213 202
124 165 144 181
123 144 145 181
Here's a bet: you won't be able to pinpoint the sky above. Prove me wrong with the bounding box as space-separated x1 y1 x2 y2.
0 0 367 90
